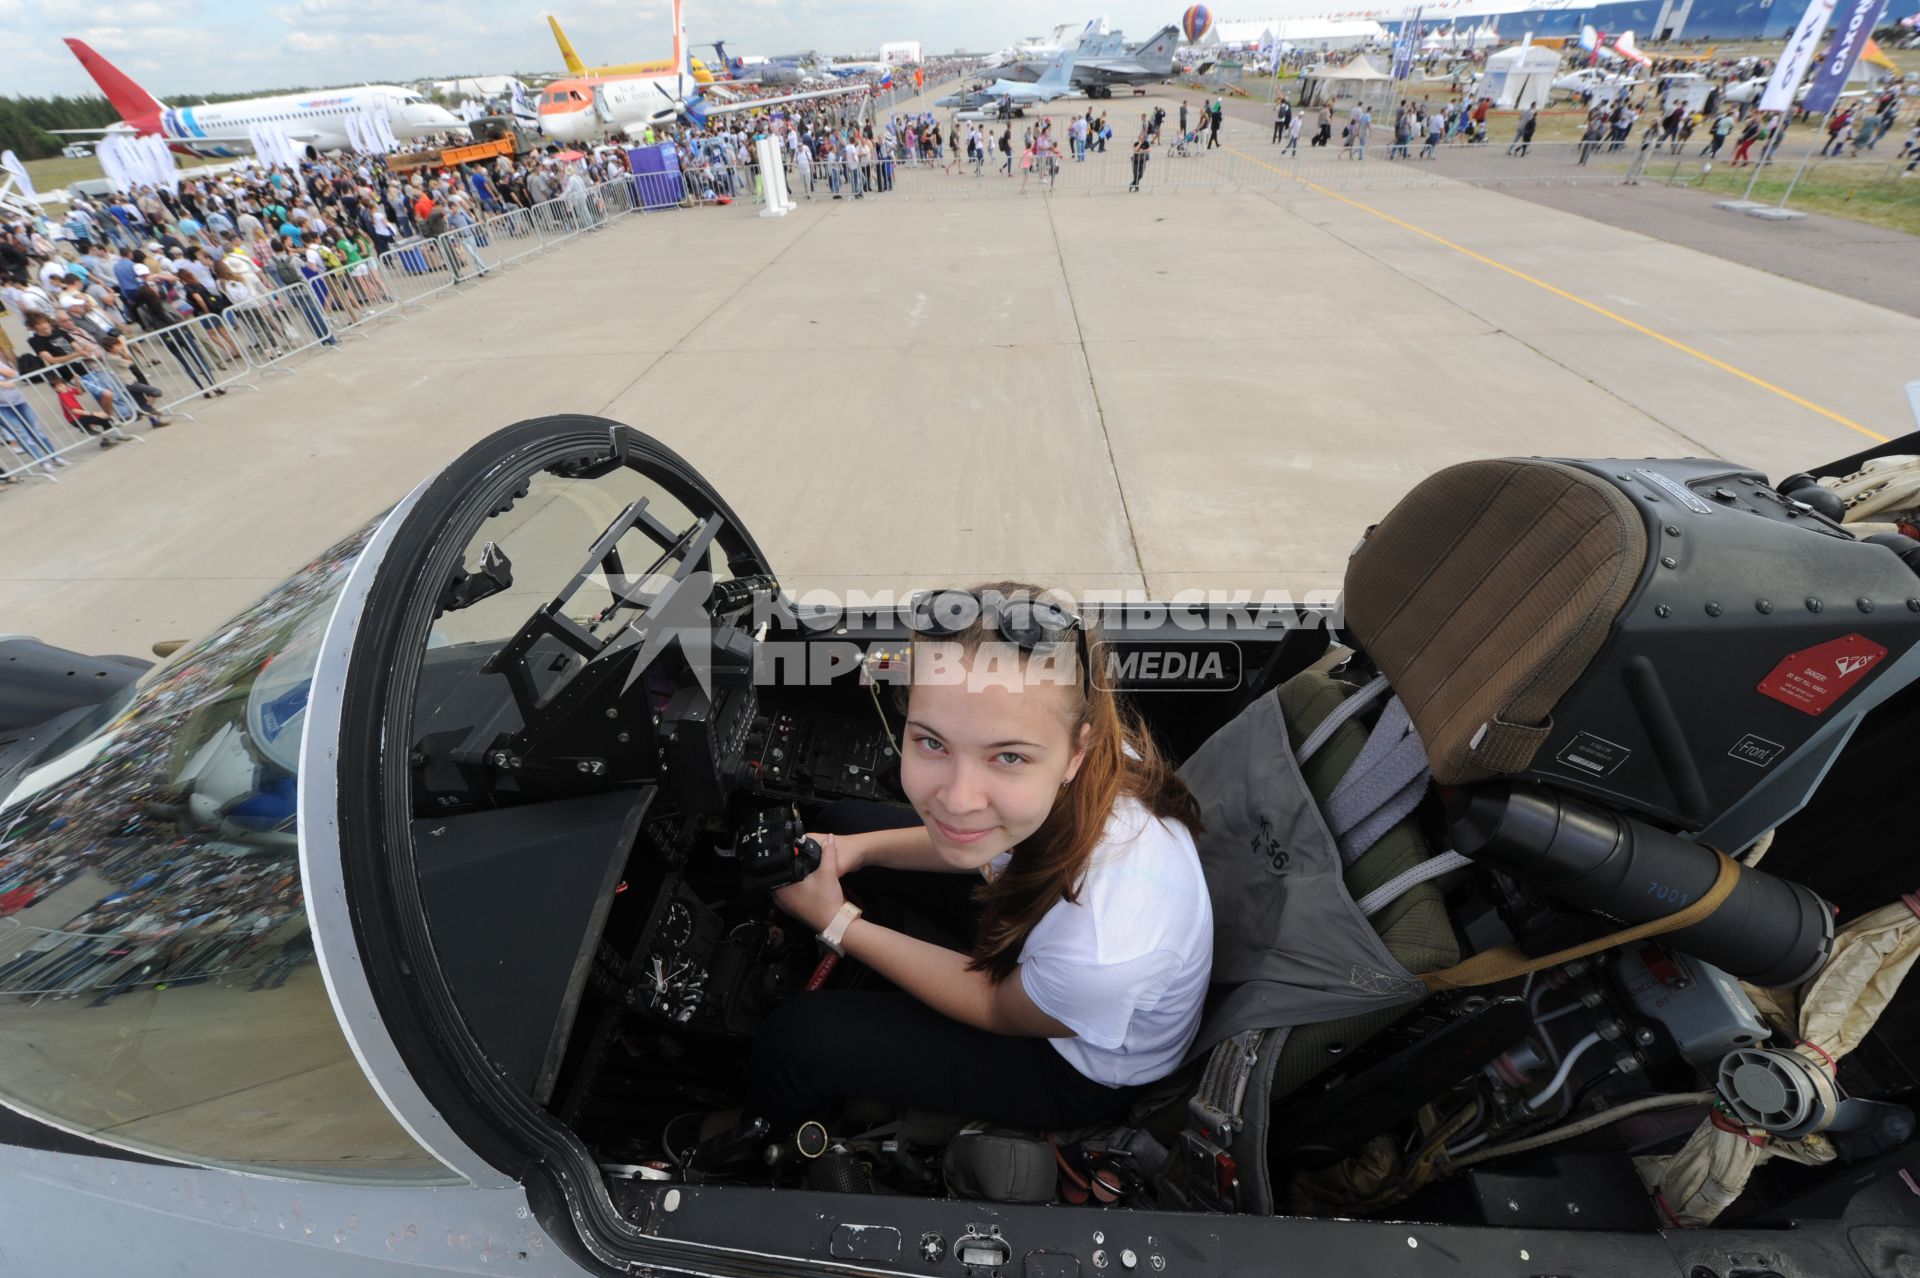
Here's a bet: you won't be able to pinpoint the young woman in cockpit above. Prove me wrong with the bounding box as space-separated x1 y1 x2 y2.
743 585 1212 1137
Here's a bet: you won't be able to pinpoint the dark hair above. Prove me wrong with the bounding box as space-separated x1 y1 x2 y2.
907 581 1204 982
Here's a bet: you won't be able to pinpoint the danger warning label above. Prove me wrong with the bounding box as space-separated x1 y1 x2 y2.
1757 633 1888 716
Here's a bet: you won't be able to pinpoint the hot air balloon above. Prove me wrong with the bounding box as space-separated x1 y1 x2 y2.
1182 4 1213 44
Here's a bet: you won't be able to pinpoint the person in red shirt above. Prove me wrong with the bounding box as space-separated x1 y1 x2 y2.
54 382 133 448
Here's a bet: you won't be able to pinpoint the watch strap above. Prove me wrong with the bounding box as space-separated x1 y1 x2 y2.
818 901 863 955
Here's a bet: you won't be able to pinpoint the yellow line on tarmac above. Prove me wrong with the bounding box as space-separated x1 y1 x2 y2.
1224 146 1890 445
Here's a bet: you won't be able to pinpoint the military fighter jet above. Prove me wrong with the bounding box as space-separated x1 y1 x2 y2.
2 417 1918 1275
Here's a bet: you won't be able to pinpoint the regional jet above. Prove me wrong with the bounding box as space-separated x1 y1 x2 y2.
57 39 463 159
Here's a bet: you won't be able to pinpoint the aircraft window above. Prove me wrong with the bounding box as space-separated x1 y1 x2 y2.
404 465 736 1105
426 469 719 654
548 91 567 104
0 523 457 1184
570 91 586 102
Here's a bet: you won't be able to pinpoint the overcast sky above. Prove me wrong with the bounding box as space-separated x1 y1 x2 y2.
1 0 1190 97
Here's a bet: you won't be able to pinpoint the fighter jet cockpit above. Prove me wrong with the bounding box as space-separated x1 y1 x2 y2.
3 415 1920 1278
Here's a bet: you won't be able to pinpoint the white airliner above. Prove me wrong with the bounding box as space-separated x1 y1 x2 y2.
536 0 864 143
60 38 464 158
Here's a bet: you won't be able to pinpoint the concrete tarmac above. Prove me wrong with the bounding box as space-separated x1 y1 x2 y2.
4 108 1914 656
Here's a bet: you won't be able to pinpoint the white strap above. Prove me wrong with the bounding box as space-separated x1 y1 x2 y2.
1354 850 1472 917
1295 673 1391 764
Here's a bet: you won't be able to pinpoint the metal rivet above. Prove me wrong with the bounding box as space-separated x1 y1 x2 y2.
1756 599 1774 614
1644 493 1660 502
1121 1249 1138 1270
1857 597 1875 613
1093 1251 1109 1270
1705 602 1722 617
1664 525 1681 537
1655 604 1671 618
662 1189 680 1212
1566 1202 1581 1215
1660 556 1677 569
1806 598 1824 613
1908 599 1920 613
1093 1232 1105 1245
1150 1257 1166 1273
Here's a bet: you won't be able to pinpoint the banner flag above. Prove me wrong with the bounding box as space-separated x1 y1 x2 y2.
1392 7 1423 80
0 150 41 207
1761 0 1837 112
1802 0 1882 115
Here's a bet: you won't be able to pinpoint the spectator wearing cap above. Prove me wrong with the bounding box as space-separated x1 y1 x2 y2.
60 291 121 348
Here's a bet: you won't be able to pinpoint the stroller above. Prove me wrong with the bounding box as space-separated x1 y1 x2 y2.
1170 129 1202 157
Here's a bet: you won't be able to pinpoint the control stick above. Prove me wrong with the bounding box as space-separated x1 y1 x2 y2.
735 805 824 889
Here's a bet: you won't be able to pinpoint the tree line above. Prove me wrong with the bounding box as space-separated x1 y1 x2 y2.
1 90 326 161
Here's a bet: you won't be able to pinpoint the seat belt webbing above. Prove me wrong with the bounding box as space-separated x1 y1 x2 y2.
1294 674 1390 764
1354 850 1473 917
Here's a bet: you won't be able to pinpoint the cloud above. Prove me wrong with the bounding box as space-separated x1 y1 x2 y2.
285 30 340 51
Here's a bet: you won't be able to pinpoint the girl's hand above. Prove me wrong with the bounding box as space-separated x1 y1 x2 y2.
773 834 847 934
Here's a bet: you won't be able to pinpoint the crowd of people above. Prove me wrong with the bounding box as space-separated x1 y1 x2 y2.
0 67 968 479
0 539 355 1009
0 140 640 478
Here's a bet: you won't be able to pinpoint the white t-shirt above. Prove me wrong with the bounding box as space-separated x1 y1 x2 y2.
992 795 1213 1088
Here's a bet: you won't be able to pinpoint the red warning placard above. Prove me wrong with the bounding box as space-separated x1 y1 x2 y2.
1757 633 1888 716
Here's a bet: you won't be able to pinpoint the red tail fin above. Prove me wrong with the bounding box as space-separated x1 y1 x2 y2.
64 38 164 124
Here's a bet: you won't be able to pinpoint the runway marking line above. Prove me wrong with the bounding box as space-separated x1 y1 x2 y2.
1224 145 1889 445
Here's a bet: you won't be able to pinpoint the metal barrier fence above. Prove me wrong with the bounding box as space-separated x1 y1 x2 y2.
2 176 673 484
2 360 148 480
118 314 258 414
16 127 1822 484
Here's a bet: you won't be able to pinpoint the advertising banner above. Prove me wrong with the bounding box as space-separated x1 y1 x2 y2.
1801 0 1884 115
1760 0 1837 112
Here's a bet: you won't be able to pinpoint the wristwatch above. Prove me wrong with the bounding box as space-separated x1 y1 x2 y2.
817 901 863 956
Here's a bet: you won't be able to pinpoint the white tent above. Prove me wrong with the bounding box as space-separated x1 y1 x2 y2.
1301 55 1394 108
1479 44 1559 110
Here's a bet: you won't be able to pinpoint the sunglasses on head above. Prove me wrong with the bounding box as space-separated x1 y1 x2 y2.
907 589 1091 686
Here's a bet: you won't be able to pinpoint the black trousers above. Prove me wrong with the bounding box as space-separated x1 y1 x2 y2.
746 799 1142 1133
750 990 1140 1134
